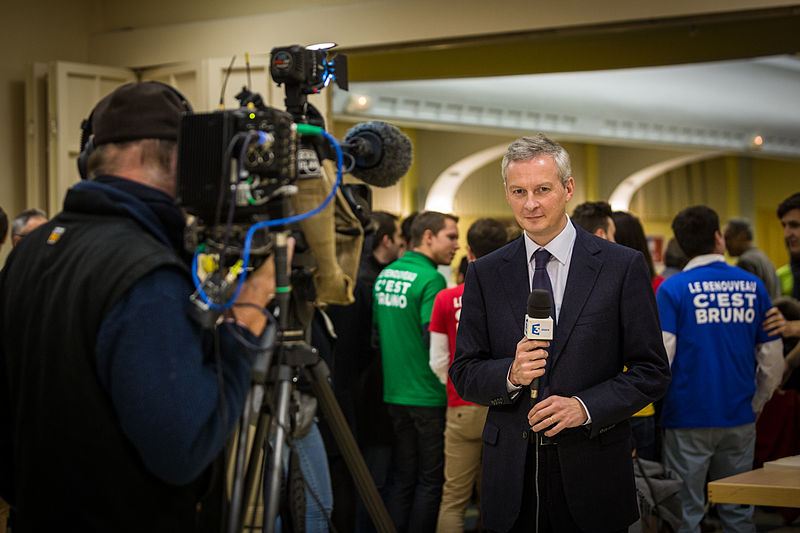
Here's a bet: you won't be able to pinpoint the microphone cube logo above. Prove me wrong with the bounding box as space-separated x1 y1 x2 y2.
524 316 553 340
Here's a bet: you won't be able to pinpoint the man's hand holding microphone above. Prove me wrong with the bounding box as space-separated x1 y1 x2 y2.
512 290 588 437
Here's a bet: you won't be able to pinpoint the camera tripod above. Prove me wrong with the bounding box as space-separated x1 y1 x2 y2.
226 225 395 533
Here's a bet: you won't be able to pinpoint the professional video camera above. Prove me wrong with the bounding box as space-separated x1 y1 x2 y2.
270 44 348 119
177 44 347 247
178 99 296 227
175 45 406 533
177 45 411 318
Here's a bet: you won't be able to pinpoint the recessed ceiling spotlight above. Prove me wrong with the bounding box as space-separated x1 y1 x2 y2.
346 94 372 113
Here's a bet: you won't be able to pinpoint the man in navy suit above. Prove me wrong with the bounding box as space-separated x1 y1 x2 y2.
450 134 671 533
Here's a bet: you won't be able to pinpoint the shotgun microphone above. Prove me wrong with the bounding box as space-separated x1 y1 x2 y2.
341 121 412 187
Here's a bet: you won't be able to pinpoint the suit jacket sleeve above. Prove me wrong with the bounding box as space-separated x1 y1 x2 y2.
575 251 671 436
450 261 520 406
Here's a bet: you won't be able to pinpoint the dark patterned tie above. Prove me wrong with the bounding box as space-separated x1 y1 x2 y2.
531 248 553 394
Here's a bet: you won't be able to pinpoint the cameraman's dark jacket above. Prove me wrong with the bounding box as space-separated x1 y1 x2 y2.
0 176 254 532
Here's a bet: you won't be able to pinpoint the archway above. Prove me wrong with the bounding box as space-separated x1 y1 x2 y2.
608 151 725 211
423 143 508 212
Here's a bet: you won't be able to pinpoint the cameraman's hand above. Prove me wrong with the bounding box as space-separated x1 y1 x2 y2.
232 237 295 336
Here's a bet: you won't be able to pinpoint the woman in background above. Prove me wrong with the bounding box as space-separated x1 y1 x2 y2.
613 211 665 292
612 210 662 461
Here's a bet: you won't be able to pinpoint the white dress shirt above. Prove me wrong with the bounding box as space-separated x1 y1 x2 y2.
508 216 592 423
523 216 576 322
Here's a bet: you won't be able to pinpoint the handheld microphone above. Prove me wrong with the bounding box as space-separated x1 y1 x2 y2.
342 121 413 187
525 289 553 401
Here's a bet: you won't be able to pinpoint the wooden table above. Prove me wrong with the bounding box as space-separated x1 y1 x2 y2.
708 467 800 508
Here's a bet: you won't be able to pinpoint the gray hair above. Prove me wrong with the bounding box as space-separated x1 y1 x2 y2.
501 134 571 186
87 139 177 188
724 217 753 241
11 208 47 238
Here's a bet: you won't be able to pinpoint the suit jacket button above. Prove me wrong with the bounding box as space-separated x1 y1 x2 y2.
522 430 528 440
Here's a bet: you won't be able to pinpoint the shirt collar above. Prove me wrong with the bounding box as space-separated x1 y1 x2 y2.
523 215 576 266
684 253 726 271
405 250 438 268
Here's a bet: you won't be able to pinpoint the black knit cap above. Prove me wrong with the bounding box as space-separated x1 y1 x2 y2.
91 81 189 146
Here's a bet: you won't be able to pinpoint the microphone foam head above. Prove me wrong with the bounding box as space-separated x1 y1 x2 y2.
527 289 552 318
343 121 412 188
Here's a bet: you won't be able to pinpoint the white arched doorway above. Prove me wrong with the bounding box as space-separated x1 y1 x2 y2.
424 146 726 215
423 143 509 212
608 151 725 211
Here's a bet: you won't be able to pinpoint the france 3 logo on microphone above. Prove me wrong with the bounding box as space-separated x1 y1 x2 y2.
524 315 553 341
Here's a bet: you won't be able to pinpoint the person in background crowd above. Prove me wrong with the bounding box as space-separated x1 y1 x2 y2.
762 192 800 389
326 211 404 532
429 217 508 532
374 210 460 533
10 209 48 247
723 217 781 299
657 205 783 533
661 238 688 280
777 193 800 299
611 210 661 460
0 207 7 246
571 200 616 242
455 255 468 285
613 210 664 292
399 211 418 253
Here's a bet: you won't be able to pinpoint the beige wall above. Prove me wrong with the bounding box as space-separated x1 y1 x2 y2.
0 1 93 260
1 0 798 264
361 125 800 273
89 0 366 31
86 0 800 67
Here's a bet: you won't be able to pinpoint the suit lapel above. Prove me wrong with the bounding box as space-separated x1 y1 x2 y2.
551 229 602 369
499 237 530 338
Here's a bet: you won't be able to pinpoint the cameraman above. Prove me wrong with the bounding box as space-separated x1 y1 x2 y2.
0 82 279 532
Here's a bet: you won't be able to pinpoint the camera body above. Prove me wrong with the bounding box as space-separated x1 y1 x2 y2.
270 45 348 95
177 106 297 225
177 45 368 312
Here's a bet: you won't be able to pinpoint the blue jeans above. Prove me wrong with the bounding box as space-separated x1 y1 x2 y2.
384 404 446 533
275 422 333 533
663 424 756 533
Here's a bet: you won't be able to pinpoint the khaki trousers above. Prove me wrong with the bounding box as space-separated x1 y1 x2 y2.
436 404 488 532
0 497 8 532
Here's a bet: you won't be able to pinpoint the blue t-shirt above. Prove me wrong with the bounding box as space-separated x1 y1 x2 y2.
657 260 775 429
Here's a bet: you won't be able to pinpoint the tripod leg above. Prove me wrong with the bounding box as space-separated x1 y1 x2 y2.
306 360 397 533
228 309 277 533
262 364 295 533
228 386 258 533
241 405 270 524
227 391 273 533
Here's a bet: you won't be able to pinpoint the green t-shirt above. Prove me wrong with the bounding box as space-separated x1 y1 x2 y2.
373 251 447 406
